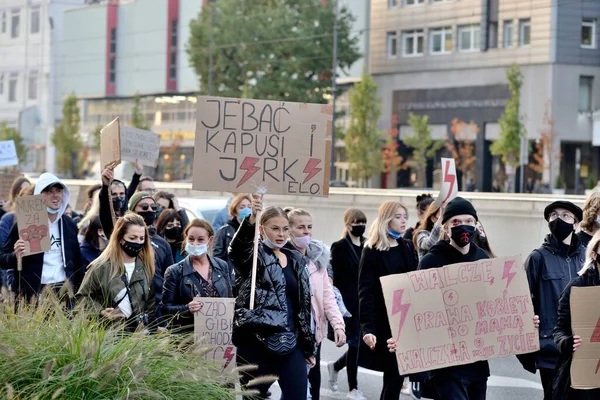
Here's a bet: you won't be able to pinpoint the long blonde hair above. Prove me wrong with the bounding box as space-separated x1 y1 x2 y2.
579 230 600 276
87 212 155 280
365 201 407 251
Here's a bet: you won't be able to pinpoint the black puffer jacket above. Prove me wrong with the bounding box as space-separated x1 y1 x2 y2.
525 233 585 370
228 217 315 358
552 265 600 400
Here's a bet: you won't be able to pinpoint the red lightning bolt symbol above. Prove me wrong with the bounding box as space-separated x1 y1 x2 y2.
442 160 456 204
501 260 517 289
591 317 600 342
595 359 600 375
392 289 411 339
237 157 260 188
303 158 322 184
223 346 235 371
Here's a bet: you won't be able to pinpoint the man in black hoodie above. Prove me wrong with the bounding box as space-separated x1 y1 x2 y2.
524 200 585 400
418 197 490 400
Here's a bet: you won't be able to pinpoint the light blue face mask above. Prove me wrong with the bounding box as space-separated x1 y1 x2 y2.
388 228 403 240
238 207 252 220
185 243 208 257
47 207 60 215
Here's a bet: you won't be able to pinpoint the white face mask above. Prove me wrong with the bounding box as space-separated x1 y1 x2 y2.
185 243 208 257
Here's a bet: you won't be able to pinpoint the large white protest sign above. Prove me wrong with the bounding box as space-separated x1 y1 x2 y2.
0 140 18 168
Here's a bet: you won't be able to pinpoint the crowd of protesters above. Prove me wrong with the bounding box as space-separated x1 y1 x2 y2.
1 163 599 400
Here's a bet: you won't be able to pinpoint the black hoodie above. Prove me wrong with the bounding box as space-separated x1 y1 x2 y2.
418 240 491 381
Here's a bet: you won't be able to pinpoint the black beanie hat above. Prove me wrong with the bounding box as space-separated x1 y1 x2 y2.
442 197 478 224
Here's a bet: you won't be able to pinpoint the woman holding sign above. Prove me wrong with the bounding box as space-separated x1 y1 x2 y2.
358 200 417 400
161 219 233 333
229 197 315 400
552 232 600 400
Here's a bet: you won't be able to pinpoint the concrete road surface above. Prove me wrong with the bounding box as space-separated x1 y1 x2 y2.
265 340 543 399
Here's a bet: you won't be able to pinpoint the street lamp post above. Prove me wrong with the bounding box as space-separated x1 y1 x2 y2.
330 0 339 182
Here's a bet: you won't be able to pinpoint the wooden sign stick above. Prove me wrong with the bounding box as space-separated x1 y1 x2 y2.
249 189 266 310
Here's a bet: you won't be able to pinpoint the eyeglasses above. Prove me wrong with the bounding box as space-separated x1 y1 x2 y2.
139 203 158 212
549 211 575 223
265 226 289 234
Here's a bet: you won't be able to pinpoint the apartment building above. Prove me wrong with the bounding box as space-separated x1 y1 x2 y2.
0 0 85 172
371 0 600 192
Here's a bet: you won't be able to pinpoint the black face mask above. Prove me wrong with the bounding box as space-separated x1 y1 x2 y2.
112 196 126 213
138 211 156 226
350 225 366 238
121 240 144 258
450 225 476 248
165 226 182 241
549 218 574 242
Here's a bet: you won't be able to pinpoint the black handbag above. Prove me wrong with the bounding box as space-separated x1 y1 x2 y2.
257 332 297 355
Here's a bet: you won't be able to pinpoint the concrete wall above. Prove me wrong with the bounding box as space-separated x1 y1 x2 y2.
59 180 587 260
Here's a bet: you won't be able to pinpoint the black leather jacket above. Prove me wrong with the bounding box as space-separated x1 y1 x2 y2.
161 255 233 332
228 217 315 358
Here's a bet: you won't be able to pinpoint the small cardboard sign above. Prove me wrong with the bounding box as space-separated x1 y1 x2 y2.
434 158 458 207
15 194 50 256
0 140 19 168
0 171 21 201
570 286 600 389
120 126 160 167
194 297 236 372
192 96 332 196
380 255 539 375
100 117 122 169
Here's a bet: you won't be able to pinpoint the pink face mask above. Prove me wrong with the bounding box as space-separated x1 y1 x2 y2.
293 235 312 249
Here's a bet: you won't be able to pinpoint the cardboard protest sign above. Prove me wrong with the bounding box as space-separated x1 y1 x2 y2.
380 255 538 375
100 117 121 169
120 126 160 167
194 297 236 372
0 170 21 201
192 96 332 196
0 140 18 168
570 286 600 389
15 195 50 256
434 158 458 207
75 185 93 213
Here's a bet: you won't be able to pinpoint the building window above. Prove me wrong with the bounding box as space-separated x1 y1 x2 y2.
519 19 531 46
403 0 424 6
10 9 20 39
579 76 593 112
1 12 6 33
388 0 398 8
28 71 37 100
170 19 178 80
8 73 17 102
581 19 596 49
430 27 452 54
386 31 398 58
458 24 480 52
503 20 513 47
30 5 40 34
402 29 424 57
109 58 116 84
110 28 116 53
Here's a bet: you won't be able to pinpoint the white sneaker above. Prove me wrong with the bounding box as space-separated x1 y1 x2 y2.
327 361 339 391
347 389 367 400
401 380 412 395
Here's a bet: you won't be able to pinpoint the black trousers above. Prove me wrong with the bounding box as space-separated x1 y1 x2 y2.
539 368 554 400
381 352 403 400
333 344 359 390
237 339 308 400
434 376 487 400
308 343 322 400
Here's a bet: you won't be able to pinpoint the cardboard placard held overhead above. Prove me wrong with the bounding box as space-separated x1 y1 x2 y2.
100 117 122 169
0 140 19 168
15 194 50 256
570 286 600 389
194 297 236 372
120 126 160 167
192 96 333 196
380 255 538 375
434 158 458 207
0 171 21 201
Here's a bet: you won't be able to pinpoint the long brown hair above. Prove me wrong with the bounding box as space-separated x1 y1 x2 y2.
155 209 182 237
87 212 155 279
228 193 252 218
341 208 367 238
8 176 30 212
581 191 600 232
413 203 441 248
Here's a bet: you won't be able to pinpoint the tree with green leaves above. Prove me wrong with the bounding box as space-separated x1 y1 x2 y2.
491 64 526 191
404 113 444 188
52 94 82 178
0 122 28 165
187 0 360 103
131 94 150 130
91 125 102 152
344 74 384 187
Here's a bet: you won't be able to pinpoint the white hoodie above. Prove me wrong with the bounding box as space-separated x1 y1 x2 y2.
34 173 71 284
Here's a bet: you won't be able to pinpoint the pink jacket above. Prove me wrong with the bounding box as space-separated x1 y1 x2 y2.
306 242 345 344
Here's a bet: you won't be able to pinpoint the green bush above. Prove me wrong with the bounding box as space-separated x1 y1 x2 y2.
0 294 247 400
